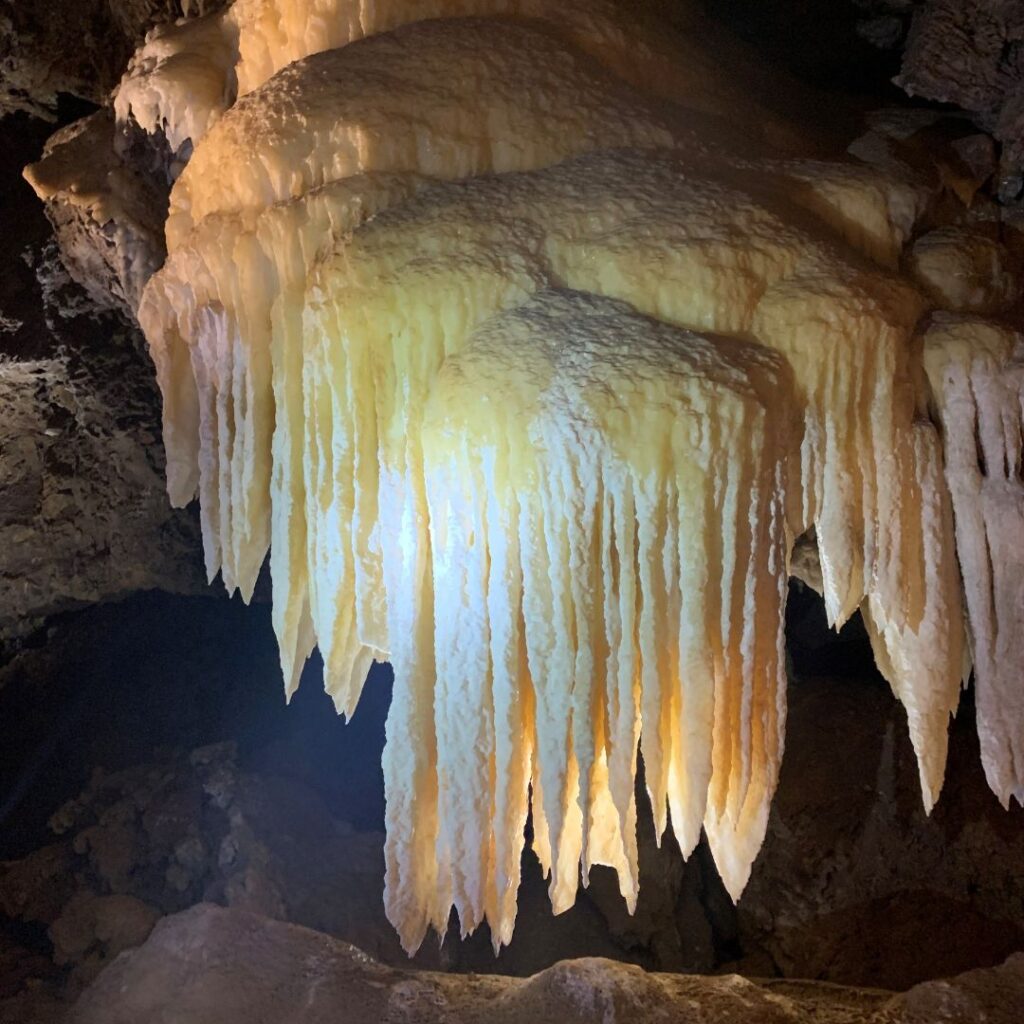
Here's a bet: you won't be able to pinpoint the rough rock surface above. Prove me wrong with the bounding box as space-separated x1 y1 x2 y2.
0 743 408 977
0 1 226 120
0 319 204 637
896 0 1024 197
23 109 169 316
0 739 660 984
0 114 204 639
2 660 1022 999
736 674 1024 988
69 903 1024 1024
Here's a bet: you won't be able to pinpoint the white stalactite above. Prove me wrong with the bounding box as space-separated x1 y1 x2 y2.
79 0 1024 956
924 314 1024 808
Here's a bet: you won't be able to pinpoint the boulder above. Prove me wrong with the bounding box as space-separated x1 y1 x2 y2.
68 903 1024 1024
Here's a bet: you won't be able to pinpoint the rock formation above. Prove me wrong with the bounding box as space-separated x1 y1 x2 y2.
67 903 1024 1024
896 0 1024 200
0 1 226 121
11 0 1024 974
0 117 203 638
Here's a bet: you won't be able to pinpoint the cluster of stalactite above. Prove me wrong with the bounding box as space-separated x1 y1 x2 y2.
29 0 1024 954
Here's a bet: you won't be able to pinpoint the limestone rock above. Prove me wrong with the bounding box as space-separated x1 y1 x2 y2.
0 0 227 120
907 226 1020 313
0 326 204 637
735 676 1024 988
0 114 204 640
49 892 160 988
0 740 672 979
23 108 169 317
67 903 1024 1023
896 0 1024 198
892 953 1024 1022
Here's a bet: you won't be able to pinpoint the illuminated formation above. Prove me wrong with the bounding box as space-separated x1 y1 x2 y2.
421 288 795 946
25 0 1024 952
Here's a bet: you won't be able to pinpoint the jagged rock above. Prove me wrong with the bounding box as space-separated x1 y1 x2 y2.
23 108 168 317
896 0 1024 198
0 0 227 120
67 903 1024 1024
0 115 204 640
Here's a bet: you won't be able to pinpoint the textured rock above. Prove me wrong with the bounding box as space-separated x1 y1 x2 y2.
68 903 1024 1024
23 109 169 316
907 226 1020 313
49 892 160 989
896 0 1024 197
4 670 1023 995
0 0 226 120
892 953 1024 1021
0 113 203 640
735 675 1024 988
0 334 204 637
0 740 666 979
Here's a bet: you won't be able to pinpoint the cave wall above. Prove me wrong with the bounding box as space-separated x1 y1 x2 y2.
0 111 204 639
1 587 1022 995
0 1 227 121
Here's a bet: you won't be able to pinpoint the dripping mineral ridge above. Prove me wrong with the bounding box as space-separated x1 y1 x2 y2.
21 0 1024 959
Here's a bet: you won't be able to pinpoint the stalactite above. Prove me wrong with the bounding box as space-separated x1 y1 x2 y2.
924 314 1024 807
418 289 796 948
49 0 1022 957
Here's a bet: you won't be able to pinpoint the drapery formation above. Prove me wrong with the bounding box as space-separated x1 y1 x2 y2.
37 0 1023 953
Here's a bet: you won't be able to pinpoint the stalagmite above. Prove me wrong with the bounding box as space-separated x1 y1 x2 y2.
40 0 1024 958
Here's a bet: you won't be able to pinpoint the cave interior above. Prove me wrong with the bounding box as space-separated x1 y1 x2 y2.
2 1 1024 1022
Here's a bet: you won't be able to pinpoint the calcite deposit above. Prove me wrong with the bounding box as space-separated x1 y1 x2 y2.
20 0 1024 956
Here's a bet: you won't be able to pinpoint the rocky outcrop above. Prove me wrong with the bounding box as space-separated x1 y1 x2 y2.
23 109 169 316
67 903 1024 1024
0 115 203 640
895 0 1024 198
0 1 227 121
